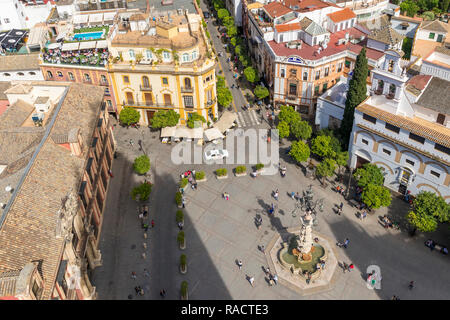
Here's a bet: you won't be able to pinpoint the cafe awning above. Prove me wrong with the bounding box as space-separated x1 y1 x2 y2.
61 42 79 51
79 40 97 50
174 126 204 139
96 40 108 49
27 24 47 49
73 14 89 25
213 111 237 133
160 126 176 137
103 12 117 22
204 127 224 141
89 13 103 24
48 42 61 50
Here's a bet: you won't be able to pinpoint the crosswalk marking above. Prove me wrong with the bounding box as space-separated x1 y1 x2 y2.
234 110 262 128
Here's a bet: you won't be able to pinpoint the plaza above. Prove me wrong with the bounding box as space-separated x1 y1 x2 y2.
91 121 450 300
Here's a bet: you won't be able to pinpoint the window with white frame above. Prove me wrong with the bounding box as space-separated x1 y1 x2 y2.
129 49 135 60
192 51 198 60
163 51 171 60
182 53 189 62
146 50 152 60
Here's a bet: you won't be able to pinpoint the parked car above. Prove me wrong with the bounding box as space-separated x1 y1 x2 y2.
204 149 229 161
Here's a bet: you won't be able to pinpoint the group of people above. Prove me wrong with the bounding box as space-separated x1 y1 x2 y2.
42 47 109 67
181 170 198 191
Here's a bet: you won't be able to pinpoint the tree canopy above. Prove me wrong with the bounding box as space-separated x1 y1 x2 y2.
217 86 233 107
289 140 310 163
277 121 290 139
244 66 258 83
133 155 151 175
339 47 368 150
290 120 312 141
361 184 392 209
151 110 180 129
407 191 450 232
278 105 301 125
353 163 384 188
217 8 229 20
131 182 152 201
187 114 206 128
119 107 140 126
311 135 336 159
254 85 269 100
316 158 336 184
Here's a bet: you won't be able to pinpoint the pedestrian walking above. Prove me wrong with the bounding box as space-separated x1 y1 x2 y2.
274 189 279 200
131 271 137 280
343 238 349 248
139 287 145 296
260 245 265 254
143 269 150 277
108 169 114 178
182 197 186 208
342 262 349 273
237 260 243 270
348 263 354 272
135 286 141 295
143 223 149 232
178 221 183 230
408 281 414 290
151 219 155 228
360 210 367 220
249 276 255 287
320 260 325 270
139 213 144 220
273 274 278 285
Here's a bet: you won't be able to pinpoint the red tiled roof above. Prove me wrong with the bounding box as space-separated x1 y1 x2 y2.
407 75 432 91
327 8 356 23
275 22 302 33
0 101 8 116
269 27 381 61
263 2 292 18
282 0 333 11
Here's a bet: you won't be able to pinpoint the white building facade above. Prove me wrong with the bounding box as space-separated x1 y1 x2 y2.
348 50 450 202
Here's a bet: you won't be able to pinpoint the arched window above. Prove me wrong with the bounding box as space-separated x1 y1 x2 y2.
4 73 11 77
84 73 91 82
47 71 53 78
29 71 36 75
68 72 74 80
101 75 107 83
377 80 384 94
57 71 63 77
182 53 189 62
184 77 191 89
389 84 396 94
17 72 24 76
129 49 135 60
146 50 152 60
192 51 197 60
163 51 170 60
142 76 150 88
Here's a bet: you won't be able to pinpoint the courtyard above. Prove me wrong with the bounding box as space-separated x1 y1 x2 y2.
91 121 450 300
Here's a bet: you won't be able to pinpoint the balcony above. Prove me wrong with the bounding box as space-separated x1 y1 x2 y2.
140 84 153 91
287 95 297 101
206 98 216 107
181 86 194 93
123 100 174 108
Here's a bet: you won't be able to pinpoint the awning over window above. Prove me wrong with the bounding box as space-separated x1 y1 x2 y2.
96 40 108 49
48 42 61 50
204 127 224 141
79 41 97 50
73 14 89 25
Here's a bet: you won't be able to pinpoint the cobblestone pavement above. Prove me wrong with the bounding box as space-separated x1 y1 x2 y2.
92 120 450 300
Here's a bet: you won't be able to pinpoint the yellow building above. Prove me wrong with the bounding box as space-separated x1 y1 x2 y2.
107 12 218 125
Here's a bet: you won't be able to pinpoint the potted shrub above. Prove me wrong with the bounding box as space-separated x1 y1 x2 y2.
215 168 228 179
181 281 188 300
234 165 247 177
180 254 187 274
175 191 183 208
195 171 206 182
176 210 184 224
177 231 185 250
131 182 152 202
133 155 150 175
255 163 264 173
179 178 188 192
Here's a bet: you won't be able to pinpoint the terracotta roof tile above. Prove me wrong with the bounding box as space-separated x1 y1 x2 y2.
0 54 40 72
263 2 292 18
357 103 450 148
275 23 302 33
327 8 356 23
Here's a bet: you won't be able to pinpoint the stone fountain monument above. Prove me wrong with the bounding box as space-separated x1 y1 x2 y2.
294 212 314 262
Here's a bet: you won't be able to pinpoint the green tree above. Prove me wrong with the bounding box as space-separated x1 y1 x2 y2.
353 163 384 188
407 191 450 232
217 75 226 88
223 16 234 28
440 0 450 12
290 120 312 141
131 182 152 201
227 25 237 37
217 86 233 107
235 45 242 56
277 121 290 139
339 48 368 150
133 155 151 174
278 105 301 125
400 0 420 17
316 158 336 185
402 37 413 60
187 114 206 128
421 10 435 20
244 66 258 83
230 37 237 47
289 140 310 164
217 8 229 20
311 135 335 159
254 85 269 100
361 184 392 209
119 107 140 126
151 110 180 129
335 151 349 175
317 128 343 154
